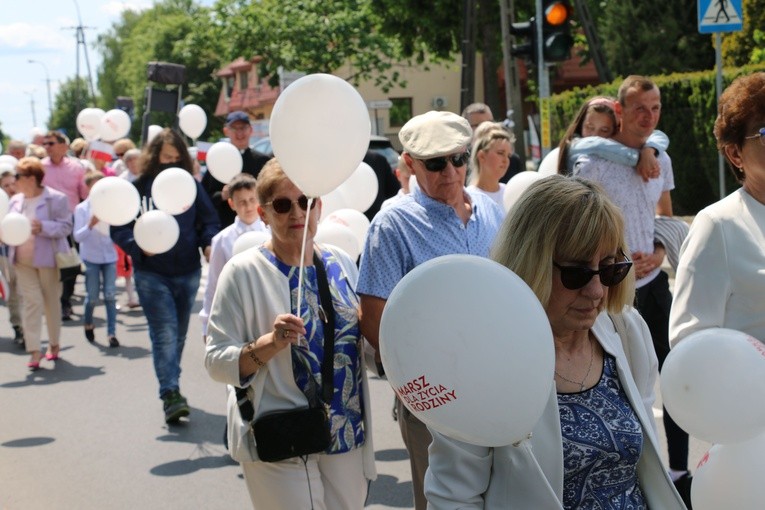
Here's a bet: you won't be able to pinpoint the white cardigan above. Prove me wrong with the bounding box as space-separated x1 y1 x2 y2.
424 309 686 509
669 188 765 346
204 245 376 480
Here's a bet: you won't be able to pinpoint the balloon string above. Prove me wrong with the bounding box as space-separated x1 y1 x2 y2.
295 197 315 319
518 439 561 505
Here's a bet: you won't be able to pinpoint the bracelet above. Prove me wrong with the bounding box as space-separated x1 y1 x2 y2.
247 344 266 367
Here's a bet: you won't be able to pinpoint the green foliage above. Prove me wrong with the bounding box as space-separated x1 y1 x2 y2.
220 0 406 92
550 64 765 215
94 0 225 142
49 77 93 139
722 0 765 65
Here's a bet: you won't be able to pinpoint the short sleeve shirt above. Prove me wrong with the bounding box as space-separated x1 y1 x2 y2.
357 187 504 300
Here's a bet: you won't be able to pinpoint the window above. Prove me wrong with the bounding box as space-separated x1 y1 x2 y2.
389 97 412 128
239 71 248 91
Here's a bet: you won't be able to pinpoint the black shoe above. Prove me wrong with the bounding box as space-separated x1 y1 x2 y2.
108 336 120 348
62 306 73 321
13 326 25 348
673 472 693 509
162 390 190 424
84 327 95 343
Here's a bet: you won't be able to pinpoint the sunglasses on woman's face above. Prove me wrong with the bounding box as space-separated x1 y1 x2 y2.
264 195 316 214
553 253 633 290
419 152 470 172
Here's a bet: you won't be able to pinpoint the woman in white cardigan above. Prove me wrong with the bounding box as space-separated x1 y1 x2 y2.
205 160 375 509
425 176 686 509
670 72 765 346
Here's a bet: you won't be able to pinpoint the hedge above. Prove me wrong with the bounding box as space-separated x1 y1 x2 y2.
549 64 765 215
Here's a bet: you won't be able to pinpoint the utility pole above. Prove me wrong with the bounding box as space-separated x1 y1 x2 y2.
499 0 527 166
64 0 96 114
460 0 477 113
28 59 53 122
25 91 37 128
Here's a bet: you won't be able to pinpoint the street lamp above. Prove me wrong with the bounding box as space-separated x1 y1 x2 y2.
28 59 52 121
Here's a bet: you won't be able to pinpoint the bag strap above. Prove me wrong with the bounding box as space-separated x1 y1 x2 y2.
235 249 336 422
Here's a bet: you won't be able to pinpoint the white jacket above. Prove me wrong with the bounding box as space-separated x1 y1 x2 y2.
204 245 376 480
425 308 686 509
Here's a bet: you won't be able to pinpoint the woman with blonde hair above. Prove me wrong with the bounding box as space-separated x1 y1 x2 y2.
467 123 514 209
426 175 686 509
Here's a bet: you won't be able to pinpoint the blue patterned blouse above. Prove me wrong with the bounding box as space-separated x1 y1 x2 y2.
557 354 647 509
261 247 365 455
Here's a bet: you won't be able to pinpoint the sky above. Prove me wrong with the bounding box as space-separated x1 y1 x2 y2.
0 0 213 145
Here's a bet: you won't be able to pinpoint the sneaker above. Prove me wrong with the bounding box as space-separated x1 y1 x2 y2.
673 472 693 509
108 336 120 348
162 390 190 424
13 326 24 348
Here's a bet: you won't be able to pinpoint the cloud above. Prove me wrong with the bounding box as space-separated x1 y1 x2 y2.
0 23 71 50
100 1 152 17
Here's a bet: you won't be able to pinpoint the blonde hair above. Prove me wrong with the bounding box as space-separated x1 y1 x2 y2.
469 124 514 184
490 175 634 312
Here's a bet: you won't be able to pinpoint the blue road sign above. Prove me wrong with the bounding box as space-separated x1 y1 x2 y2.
698 0 743 33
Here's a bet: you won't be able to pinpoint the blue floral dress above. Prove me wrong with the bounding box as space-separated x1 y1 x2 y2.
557 354 647 509
261 247 365 455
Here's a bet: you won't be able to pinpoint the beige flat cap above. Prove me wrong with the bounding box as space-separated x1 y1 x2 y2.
398 111 472 159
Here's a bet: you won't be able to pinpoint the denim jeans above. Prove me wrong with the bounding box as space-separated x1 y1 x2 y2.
83 260 117 336
134 268 201 399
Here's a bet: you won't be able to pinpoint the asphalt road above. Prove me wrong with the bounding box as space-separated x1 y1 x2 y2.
0 264 708 509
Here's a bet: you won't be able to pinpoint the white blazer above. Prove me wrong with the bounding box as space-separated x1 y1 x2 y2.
425 308 687 509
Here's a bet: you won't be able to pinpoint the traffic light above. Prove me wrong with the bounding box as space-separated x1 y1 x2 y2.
510 17 538 64
541 0 574 61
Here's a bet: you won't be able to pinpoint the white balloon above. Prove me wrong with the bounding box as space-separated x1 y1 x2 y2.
503 171 543 212
89 176 141 226
661 328 765 444
537 147 560 176
270 74 370 197
380 255 555 446
100 109 131 142
147 125 163 145
76 108 105 141
0 155 18 169
692 432 765 510
0 212 32 246
232 230 271 256
319 187 349 221
133 210 180 254
315 222 360 261
323 208 370 253
178 104 207 140
151 167 198 215
206 142 243 184
337 162 378 213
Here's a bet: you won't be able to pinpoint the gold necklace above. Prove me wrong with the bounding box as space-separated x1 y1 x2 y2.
555 336 594 391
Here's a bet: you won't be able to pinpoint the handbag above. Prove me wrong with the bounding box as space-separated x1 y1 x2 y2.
46 200 82 282
238 252 337 462
56 245 83 282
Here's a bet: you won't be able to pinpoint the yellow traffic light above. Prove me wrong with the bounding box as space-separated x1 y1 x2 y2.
545 2 571 26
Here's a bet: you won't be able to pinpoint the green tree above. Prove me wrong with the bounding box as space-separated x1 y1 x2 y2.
722 0 765 65
95 0 225 141
219 0 406 92
598 0 714 77
49 77 93 139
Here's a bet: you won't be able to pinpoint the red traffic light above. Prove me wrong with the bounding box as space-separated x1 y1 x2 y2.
544 1 572 26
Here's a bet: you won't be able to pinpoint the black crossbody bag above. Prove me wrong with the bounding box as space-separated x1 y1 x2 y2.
237 252 335 462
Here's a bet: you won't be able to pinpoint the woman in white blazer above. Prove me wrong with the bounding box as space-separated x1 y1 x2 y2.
425 176 686 509
670 72 765 346
205 160 375 509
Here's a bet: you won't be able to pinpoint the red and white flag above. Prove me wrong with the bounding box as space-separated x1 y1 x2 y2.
196 141 213 162
87 140 115 163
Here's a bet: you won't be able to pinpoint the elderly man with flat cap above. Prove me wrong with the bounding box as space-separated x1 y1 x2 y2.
358 110 504 510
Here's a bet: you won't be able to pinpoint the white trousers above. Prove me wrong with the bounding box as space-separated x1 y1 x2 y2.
241 448 367 510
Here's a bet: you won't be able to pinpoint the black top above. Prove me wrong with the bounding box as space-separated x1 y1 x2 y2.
201 147 271 227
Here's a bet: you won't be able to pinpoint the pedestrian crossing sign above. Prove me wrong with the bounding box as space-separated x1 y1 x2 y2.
698 0 743 33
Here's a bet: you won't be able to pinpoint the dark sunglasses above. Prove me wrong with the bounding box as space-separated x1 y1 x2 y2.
264 195 316 214
744 127 765 147
14 174 32 180
553 253 633 290
42 141 59 147
419 152 470 172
